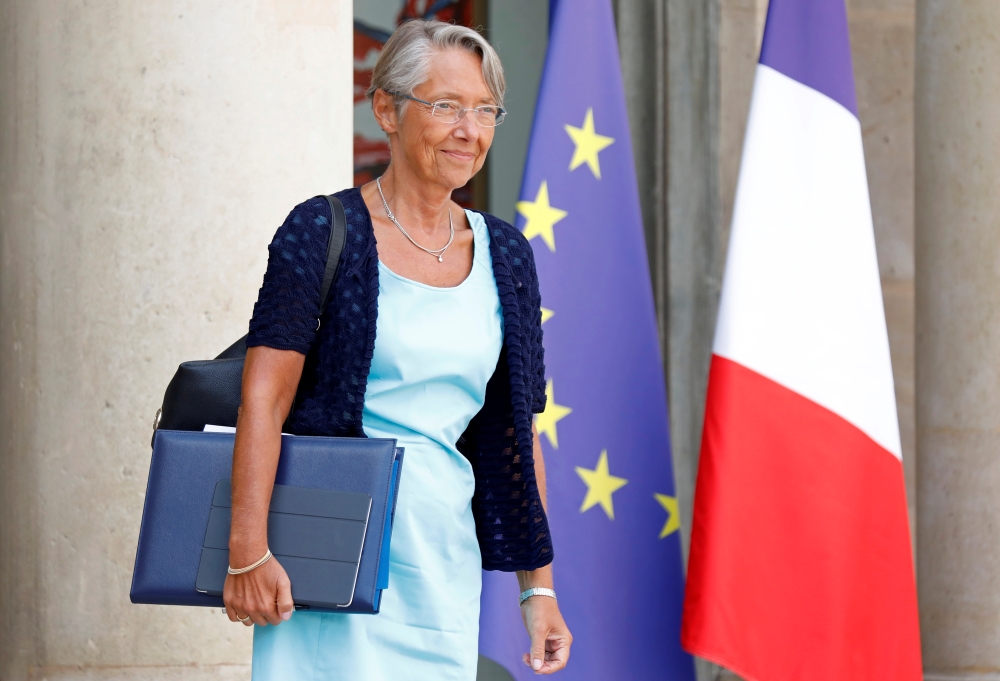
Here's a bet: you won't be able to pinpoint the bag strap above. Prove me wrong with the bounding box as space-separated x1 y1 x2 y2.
215 194 347 360
318 194 346 326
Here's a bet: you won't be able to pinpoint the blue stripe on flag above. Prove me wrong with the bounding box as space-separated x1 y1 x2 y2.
759 0 858 115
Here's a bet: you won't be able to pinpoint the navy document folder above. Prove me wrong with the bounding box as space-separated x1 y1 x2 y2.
195 480 372 608
130 430 404 614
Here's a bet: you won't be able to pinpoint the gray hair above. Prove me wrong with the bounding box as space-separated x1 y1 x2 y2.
366 20 506 113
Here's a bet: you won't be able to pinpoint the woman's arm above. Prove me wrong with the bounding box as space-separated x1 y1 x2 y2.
516 424 573 674
223 345 305 627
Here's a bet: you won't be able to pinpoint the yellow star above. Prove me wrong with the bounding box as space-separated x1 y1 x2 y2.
576 450 628 520
534 379 572 449
540 307 554 324
654 494 680 539
564 108 615 179
517 181 567 252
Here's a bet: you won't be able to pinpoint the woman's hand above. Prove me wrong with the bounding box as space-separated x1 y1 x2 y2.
223 557 294 627
520 596 572 674
515 426 572 673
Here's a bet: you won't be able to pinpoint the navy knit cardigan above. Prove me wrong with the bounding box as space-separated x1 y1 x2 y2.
246 187 553 571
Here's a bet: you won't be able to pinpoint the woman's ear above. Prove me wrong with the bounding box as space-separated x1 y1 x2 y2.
371 89 399 134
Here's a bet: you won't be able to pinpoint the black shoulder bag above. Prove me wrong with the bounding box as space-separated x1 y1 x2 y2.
151 195 347 441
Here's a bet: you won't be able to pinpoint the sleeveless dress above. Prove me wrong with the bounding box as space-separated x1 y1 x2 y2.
251 210 503 681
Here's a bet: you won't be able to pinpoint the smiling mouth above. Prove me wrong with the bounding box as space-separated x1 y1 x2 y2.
442 150 476 161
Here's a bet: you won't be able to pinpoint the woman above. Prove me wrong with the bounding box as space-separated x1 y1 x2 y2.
222 20 572 680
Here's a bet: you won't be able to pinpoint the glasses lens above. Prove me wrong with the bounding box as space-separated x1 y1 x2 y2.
473 107 503 127
431 101 462 123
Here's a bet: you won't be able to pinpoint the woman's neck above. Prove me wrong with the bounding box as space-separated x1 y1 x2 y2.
377 164 454 237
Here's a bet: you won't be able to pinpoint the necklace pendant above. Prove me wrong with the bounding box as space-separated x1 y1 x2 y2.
376 176 455 264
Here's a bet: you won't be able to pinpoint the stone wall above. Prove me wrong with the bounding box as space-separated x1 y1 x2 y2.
916 2 1000 677
849 0 917 547
0 2 353 679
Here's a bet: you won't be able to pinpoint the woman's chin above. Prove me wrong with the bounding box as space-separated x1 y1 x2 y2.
430 159 478 188
438 171 476 192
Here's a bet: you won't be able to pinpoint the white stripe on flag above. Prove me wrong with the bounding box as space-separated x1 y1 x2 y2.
713 64 901 460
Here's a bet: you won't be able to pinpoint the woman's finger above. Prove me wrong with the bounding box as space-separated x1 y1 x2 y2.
276 573 294 622
540 636 569 673
240 612 255 627
222 576 240 623
258 588 282 626
225 600 253 626
224 576 253 625
251 561 288 625
528 628 547 672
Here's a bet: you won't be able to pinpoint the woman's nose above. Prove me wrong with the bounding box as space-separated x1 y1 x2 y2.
452 112 481 140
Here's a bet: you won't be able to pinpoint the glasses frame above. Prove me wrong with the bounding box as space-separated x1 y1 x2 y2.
384 90 506 127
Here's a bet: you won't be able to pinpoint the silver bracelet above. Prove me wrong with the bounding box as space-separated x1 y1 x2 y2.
519 587 557 606
228 549 273 575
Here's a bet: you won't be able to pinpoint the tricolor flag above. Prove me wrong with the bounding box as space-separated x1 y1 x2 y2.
681 1 922 679
477 1 694 679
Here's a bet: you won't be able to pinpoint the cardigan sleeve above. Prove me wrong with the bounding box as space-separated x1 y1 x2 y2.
246 197 332 354
523 239 548 414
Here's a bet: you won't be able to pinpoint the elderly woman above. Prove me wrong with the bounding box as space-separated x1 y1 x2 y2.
222 19 572 680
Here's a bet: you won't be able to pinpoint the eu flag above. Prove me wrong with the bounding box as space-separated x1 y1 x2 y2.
478 1 695 679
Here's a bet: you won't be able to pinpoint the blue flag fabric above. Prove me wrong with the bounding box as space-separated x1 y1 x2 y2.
477 1 694 679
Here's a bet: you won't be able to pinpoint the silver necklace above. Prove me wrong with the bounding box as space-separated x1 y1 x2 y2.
376 177 454 263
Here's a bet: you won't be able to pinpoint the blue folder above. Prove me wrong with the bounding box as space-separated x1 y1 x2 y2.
130 430 403 614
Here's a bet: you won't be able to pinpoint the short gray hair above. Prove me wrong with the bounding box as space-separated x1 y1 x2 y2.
366 20 506 112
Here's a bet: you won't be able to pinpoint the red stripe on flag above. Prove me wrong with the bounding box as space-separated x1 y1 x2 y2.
682 355 921 681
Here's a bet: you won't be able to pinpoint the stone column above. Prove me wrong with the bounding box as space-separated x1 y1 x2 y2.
618 2 722 681
616 0 723 571
915 1 1000 677
0 2 352 679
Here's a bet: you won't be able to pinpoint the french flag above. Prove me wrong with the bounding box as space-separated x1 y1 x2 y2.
681 1 923 680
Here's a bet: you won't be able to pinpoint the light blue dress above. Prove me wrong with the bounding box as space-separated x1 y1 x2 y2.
252 211 503 681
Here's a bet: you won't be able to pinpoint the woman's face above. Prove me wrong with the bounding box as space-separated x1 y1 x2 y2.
383 48 496 191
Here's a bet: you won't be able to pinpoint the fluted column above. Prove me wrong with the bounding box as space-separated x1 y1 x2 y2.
0 2 352 679
915 1 1000 677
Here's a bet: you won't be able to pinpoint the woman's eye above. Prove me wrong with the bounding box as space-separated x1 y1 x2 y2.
480 107 498 116
435 102 456 111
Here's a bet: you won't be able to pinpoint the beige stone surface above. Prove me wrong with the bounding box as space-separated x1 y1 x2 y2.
916 0 1000 674
883 279 916 541
0 1 352 679
30 665 250 681
719 0 765 238
850 6 916 281
849 0 917 544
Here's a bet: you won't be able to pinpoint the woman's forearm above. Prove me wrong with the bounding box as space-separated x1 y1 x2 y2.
516 424 553 590
228 347 305 567
228 398 284 566
517 563 554 591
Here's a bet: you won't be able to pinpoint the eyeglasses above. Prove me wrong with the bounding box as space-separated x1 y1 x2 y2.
385 90 506 127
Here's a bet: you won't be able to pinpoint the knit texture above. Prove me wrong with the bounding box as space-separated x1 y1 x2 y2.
247 188 553 571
